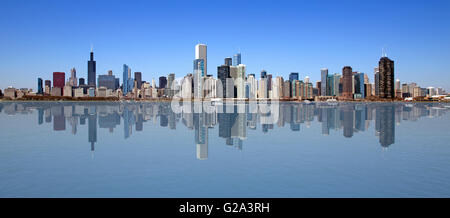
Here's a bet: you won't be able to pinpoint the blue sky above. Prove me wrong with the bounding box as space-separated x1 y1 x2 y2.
1 0 450 90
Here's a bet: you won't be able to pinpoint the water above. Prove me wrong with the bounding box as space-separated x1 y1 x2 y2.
0 101 449 197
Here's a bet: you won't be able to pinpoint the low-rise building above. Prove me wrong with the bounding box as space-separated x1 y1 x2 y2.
4 87 16 99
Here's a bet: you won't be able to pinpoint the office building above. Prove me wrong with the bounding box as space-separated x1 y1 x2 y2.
37 78 43 95
87 48 96 87
379 57 395 98
233 52 241 66
342 66 353 100
320 68 328 96
195 44 207 75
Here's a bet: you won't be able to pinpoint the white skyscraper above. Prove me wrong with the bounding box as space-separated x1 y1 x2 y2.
195 44 207 75
236 64 246 99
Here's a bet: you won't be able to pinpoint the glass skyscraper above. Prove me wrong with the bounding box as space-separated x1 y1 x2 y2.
233 52 241 66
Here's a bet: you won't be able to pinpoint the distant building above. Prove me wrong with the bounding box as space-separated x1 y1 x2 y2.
87 49 96 87
195 44 207 75
218 65 231 98
53 72 65 96
354 72 365 99
37 78 43 95
342 66 353 100
69 67 77 86
233 52 241 66
320 68 328 96
98 74 117 90
374 67 380 96
224 57 232 66
379 57 395 99
135 72 142 89
79 78 85 86
4 87 16 99
159 76 167 89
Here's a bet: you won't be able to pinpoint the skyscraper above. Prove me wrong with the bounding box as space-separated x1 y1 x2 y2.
261 70 267 79
195 44 207 75
87 49 96 87
321 68 328 96
69 67 77 86
379 57 395 99
289 72 299 82
354 72 365 99
53 72 65 96
167 73 175 97
159 76 167 89
233 52 241 66
135 72 142 89
374 67 380 96
236 64 246 99
123 64 129 95
342 66 353 100
37 78 43 94
218 65 231 98
224 57 232 66
194 59 205 98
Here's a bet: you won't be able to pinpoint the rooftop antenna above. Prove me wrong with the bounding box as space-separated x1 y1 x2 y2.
91 44 93 53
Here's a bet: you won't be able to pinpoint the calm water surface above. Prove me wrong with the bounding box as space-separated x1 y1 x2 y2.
0 101 449 197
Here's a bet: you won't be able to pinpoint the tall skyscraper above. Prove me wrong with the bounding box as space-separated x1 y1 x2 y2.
135 72 142 89
194 59 205 98
218 65 231 98
224 57 232 66
53 72 65 96
236 64 246 99
233 52 241 66
37 78 43 94
354 72 365 99
289 72 299 82
69 67 77 86
321 68 328 96
123 64 129 95
342 66 353 100
167 73 175 97
159 76 167 89
261 70 267 78
379 57 395 99
374 67 380 96
195 44 207 75
87 48 96 87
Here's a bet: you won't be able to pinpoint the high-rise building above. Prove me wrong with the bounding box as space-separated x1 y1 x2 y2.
79 78 85 86
123 64 130 95
218 65 232 98
69 68 77 86
195 44 207 75
87 49 96 87
98 74 117 90
354 72 365 99
342 66 353 100
159 76 167 89
224 57 232 66
194 59 205 99
289 72 299 82
37 78 43 94
233 52 241 66
167 73 175 97
261 70 267 79
236 64 246 99
135 72 142 89
379 57 395 99
53 72 65 96
374 67 380 96
320 68 328 96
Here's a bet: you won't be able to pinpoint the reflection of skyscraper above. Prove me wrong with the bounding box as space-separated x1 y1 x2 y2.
52 106 65 131
379 105 395 147
342 105 354 138
38 108 44 125
88 110 97 152
194 113 208 160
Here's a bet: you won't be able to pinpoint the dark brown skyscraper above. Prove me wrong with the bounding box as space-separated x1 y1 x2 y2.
379 57 395 99
342 66 353 100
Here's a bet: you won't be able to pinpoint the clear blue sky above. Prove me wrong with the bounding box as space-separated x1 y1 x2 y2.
1 0 450 90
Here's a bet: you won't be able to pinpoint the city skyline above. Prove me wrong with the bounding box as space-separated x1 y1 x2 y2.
1 0 450 90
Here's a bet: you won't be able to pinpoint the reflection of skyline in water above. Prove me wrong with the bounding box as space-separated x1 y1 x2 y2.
1 102 449 160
